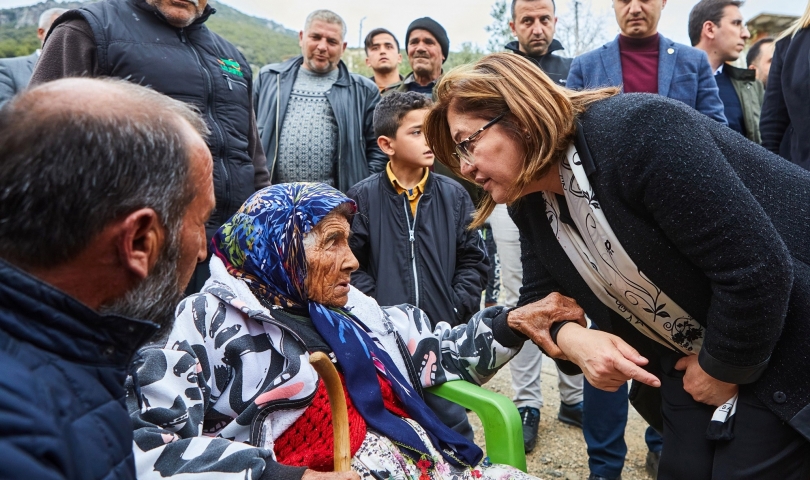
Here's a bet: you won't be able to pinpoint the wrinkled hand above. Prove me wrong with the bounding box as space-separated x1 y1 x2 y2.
301 470 360 480
557 324 661 390
674 355 738 407
506 292 587 359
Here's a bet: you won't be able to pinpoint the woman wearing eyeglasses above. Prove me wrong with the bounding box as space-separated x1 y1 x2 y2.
423 53 810 480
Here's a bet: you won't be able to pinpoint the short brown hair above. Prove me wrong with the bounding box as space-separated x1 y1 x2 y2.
423 53 618 228
688 0 743 46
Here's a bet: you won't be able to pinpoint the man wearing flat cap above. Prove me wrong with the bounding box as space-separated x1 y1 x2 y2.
383 17 449 97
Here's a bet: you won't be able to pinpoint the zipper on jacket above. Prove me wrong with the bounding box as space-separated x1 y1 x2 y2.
181 27 231 216
223 73 248 91
403 195 419 308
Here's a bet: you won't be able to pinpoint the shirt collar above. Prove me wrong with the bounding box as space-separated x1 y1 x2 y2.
386 161 429 196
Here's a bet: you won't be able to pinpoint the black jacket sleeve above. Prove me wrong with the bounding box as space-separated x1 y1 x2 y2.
451 191 489 324
362 87 387 174
348 184 377 295
759 35 790 156
246 78 271 189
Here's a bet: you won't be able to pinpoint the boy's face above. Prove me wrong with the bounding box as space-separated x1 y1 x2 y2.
389 108 434 168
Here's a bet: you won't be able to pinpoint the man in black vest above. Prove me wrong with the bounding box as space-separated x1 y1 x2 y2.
496 0 585 455
31 0 271 294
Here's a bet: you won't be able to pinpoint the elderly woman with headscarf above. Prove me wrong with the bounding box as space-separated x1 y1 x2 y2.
126 182 549 480
421 53 810 479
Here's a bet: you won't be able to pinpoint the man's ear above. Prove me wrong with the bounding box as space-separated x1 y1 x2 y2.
377 135 396 156
509 20 517 37
116 208 164 281
703 20 716 41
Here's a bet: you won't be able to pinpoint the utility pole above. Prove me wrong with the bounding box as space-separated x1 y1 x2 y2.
359 16 367 48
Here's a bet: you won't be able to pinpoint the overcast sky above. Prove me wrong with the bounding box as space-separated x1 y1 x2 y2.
1 0 806 49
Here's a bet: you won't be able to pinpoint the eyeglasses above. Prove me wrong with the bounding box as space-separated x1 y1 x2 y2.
452 113 506 168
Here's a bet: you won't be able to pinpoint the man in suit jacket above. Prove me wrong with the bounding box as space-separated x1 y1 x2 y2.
566 2 725 479
0 8 65 107
567 0 726 125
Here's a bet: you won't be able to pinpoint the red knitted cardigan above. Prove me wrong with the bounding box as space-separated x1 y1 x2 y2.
273 370 410 471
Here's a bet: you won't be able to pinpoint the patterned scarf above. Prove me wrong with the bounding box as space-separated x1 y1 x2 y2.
543 147 736 440
211 183 482 467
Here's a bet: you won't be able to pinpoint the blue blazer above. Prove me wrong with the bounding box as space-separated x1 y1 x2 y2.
567 34 727 124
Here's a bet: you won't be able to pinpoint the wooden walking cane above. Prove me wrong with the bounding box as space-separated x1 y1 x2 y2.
309 351 352 472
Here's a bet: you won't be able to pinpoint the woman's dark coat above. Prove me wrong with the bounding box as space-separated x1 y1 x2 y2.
511 93 810 440
760 28 810 169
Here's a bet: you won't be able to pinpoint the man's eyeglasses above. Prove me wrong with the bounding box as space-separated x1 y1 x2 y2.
452 113 506 168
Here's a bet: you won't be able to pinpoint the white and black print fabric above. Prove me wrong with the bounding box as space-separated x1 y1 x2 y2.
543 146 704 354
126 256 523 479
542 145 736 436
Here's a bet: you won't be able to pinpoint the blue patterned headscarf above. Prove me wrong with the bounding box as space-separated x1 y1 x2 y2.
211 182 482 468
211 182 354 310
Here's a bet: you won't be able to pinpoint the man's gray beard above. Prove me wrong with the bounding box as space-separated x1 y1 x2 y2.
99 228 185 347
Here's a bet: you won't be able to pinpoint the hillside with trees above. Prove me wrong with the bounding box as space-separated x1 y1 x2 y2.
0 0 300 68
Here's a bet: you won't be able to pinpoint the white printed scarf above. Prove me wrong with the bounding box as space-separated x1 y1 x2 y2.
542 145 736 438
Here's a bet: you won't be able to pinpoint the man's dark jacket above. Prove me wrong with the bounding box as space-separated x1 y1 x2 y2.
505 39 572 87
348 172 489 327
0 260 158 479
722 63 763 144
34 0 270 238
512 93 810 440
760 28 810 169
253 56 387 192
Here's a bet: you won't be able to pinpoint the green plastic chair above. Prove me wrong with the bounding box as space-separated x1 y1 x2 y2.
426 380 527 472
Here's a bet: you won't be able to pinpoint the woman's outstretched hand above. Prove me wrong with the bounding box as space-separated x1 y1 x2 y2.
557 323 661 390
506 292 588 359
674 355 738 407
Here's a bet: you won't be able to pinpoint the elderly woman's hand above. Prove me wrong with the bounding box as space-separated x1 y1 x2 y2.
506 292 588 359
556 323 661 390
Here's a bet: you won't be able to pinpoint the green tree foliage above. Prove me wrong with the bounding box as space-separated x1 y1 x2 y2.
486 0 513 53
0 25 39 58
205 1 300 70
0 0 301 68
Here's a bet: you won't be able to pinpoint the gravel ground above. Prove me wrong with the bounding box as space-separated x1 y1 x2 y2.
468 355 654 480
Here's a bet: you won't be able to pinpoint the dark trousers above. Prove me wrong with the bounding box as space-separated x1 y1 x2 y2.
583 380 663 478
657 372 810 480
423 391 475 442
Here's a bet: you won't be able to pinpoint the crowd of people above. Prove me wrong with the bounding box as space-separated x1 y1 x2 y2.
0 0 809 479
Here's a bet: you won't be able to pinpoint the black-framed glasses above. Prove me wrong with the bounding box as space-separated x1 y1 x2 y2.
452 113 506 168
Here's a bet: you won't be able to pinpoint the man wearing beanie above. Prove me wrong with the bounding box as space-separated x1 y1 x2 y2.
383 17 448 97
